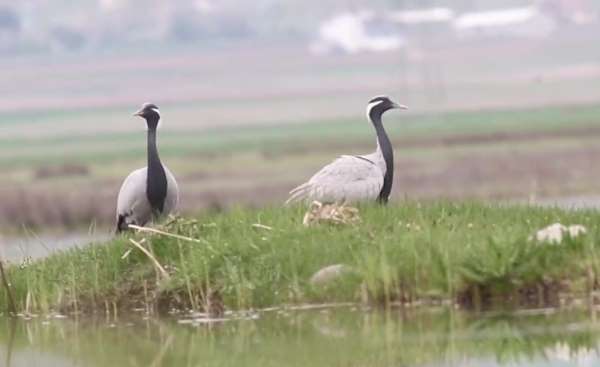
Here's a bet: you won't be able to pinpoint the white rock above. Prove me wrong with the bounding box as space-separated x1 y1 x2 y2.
567 224 587 238
310 264 354 286
533 223 587 244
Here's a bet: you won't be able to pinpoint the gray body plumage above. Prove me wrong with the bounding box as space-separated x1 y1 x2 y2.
287 96 406 204
116 103 179 231
287 150 386 204
116 166 179 228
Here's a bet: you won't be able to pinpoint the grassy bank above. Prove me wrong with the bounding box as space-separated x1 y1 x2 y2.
2 201 599 315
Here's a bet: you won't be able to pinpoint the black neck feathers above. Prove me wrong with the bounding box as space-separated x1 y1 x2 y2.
146 126 168 214
369 106 394 204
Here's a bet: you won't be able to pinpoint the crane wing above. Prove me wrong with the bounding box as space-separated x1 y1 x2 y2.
287 155 384 204
116 168 152 230
116 166 179 232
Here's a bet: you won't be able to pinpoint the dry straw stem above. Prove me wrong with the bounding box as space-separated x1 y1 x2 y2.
251 223 274 231
128 239 170 280
128 224 208 244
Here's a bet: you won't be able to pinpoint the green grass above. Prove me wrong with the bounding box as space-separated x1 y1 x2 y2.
2 201 599 315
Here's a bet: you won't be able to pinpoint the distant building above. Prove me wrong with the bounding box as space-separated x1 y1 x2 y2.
385 7 455 39
453 6 557 39
310 11 405 55
388 7 454 27
538 0 597 24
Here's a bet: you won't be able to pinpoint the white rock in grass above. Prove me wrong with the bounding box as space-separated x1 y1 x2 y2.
567 224 587 238
535 223 566 244
533 223 587 244
310 264 354 286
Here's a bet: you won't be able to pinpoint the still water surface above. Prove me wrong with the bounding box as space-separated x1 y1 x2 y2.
1 307 599 367
0 232 109 263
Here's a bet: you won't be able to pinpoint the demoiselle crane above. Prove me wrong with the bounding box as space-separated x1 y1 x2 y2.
116 103 179 232
287 96 407 204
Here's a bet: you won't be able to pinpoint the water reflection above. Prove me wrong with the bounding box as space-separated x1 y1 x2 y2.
3 318 15 367
1 307 599 367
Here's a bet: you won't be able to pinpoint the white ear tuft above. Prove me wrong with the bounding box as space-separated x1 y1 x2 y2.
366 100 384 120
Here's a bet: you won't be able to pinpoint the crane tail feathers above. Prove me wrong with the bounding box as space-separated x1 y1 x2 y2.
116 214 128 233
116 213 136 233
286 183 311 205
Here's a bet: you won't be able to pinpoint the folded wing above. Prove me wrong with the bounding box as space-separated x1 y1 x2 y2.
287 155 384 204
116 168 152 231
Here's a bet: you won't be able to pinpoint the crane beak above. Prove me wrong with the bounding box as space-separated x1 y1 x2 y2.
392 103 408 110
133 109 143 117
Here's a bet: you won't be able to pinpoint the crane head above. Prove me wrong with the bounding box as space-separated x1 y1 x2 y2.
133 103 161 130
367 96 407 121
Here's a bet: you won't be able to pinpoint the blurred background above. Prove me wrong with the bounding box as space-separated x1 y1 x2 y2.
0 0 599 237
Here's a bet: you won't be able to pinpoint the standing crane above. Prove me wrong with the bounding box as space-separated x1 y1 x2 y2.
115 103 179 232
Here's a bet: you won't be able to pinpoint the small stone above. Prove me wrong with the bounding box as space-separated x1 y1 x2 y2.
310 264 354 287
567 225 587 238
532 223 587 244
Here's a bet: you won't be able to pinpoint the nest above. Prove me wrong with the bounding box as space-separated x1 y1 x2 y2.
303 201 361 227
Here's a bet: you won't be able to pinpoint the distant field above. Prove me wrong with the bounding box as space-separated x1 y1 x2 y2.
1 103 600 232
1 36 600 231
1 35 600 133
2 103 600 167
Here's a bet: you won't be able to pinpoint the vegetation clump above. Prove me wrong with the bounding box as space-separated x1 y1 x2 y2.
1 201 599 316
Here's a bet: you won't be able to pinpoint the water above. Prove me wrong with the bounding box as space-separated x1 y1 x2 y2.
0 233 110 263
1 306 599 367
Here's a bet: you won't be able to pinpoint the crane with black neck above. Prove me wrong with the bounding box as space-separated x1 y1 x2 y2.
115 103 179 232
287 96 407 205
